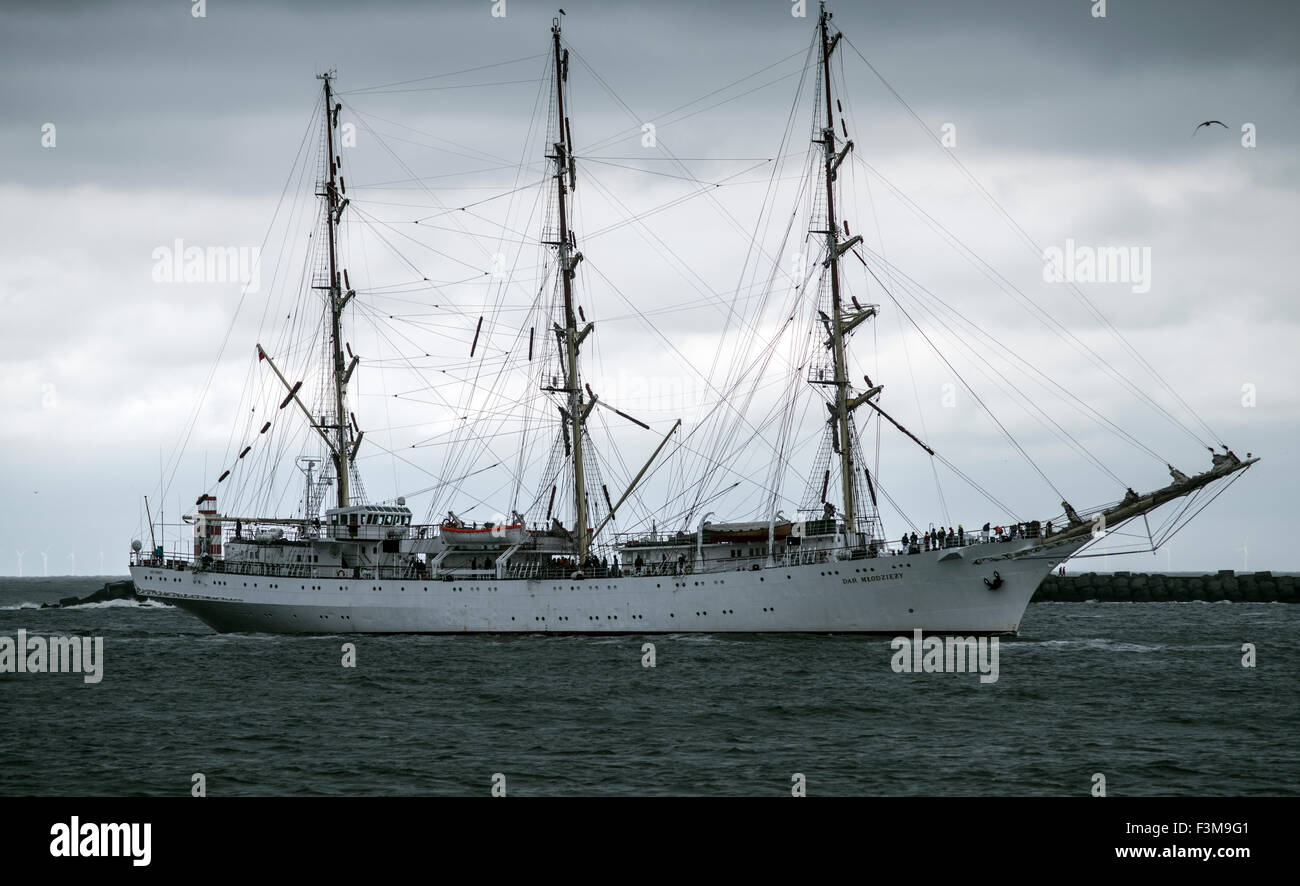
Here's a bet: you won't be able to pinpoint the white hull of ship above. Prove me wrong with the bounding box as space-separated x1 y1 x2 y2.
130 537 1080 634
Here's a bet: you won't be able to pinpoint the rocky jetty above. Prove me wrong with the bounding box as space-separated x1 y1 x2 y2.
1033 571 1295 603
40 579 145 609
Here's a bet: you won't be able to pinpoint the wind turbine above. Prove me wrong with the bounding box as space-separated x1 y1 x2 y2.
67 552 76 576
41 546 51 577
1235 542 1248 572
15 550 24 578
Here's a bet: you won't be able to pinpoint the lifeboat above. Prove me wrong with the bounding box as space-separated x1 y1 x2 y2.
439 522 526 547
702 521 794 544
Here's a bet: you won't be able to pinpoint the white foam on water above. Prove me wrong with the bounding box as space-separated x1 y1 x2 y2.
1011 638 1163 653
60 598 174 610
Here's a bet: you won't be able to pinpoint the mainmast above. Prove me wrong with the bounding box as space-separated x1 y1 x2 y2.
815 3 871 541
549 18 591 560
318 72 357 508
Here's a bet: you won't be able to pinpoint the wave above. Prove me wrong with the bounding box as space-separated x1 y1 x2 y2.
1010 638 1163 653
0 602 42 611
58 598 175 611
1074 599 1243 605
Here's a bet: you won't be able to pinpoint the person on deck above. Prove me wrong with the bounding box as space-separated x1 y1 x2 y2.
957 524 964 545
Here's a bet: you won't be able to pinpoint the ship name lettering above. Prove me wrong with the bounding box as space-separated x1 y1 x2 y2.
843 573 903 585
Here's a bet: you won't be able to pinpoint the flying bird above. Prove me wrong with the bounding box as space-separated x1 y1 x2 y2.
1193 120 1228 135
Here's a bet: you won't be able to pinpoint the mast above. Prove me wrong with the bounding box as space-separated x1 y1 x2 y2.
318 72 354 509
549 18 591 561
818 4 856 536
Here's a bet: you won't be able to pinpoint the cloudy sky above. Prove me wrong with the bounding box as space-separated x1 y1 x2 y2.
1 0 1296 575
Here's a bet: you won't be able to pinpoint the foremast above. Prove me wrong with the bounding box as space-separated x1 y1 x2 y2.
812 3 877 543
547 18 593 561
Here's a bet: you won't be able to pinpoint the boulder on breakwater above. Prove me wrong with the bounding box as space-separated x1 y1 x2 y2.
40 579 145 609
1033 571 1295 603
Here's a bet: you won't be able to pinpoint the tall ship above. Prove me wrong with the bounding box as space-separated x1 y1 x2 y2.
129 6 1256 633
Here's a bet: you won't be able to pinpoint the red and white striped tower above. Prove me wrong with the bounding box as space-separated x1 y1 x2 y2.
194 495 222 558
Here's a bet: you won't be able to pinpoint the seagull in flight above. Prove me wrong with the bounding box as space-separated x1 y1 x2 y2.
1193 120 1228 135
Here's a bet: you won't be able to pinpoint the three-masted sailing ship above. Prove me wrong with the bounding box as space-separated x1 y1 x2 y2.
129 6 1257 633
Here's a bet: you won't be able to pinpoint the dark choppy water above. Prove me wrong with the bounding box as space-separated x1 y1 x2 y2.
2 577 1296 796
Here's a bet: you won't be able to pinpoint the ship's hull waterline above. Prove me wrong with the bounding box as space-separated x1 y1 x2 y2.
130 537 1080 635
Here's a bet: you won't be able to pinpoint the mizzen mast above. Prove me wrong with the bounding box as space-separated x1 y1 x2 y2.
256 74 359 513
316 72 360 508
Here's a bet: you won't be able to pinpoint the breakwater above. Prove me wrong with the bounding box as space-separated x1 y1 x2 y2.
40 579 142 608
1033 571 1296 603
